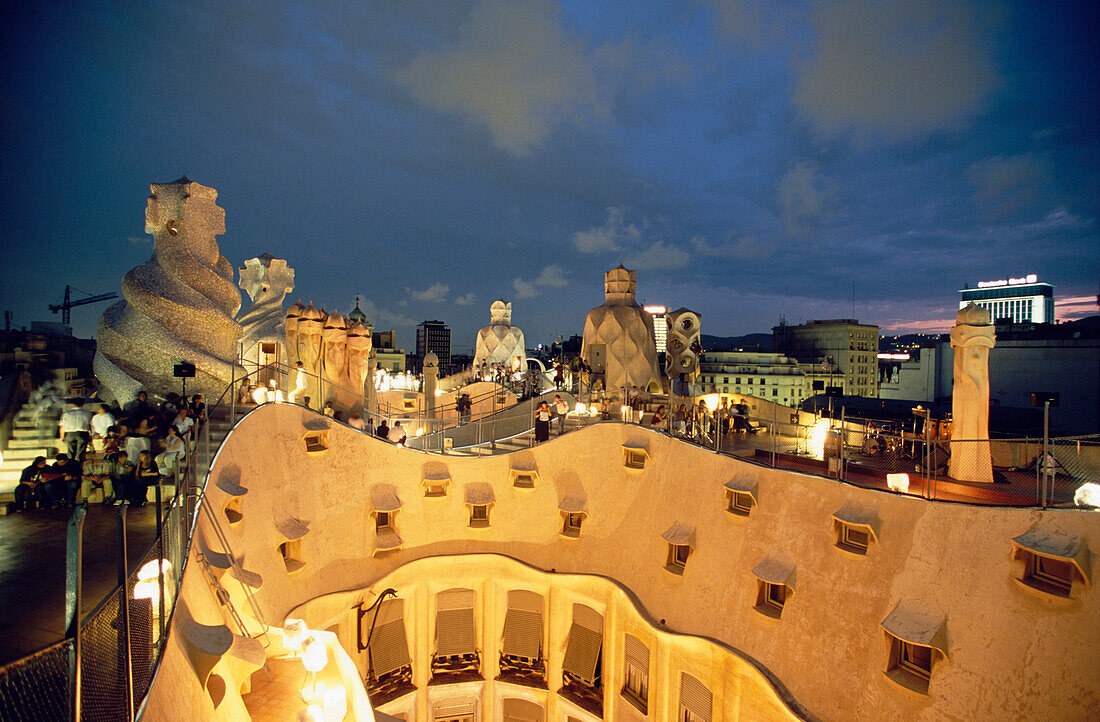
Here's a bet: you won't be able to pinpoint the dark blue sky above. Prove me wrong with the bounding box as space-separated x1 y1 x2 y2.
2 0 1097 352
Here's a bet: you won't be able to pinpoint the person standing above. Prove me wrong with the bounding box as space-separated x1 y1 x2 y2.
288 361 308 404
553 394 569 435
90 404 116 451
59 399 93 462
534 401 552 442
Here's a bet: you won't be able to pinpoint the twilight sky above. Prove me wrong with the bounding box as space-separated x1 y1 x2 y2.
2 0 1098 353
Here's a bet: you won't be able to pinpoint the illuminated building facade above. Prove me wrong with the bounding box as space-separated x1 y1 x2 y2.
697 351 809 407
773 319 880 397
959 275 1055 324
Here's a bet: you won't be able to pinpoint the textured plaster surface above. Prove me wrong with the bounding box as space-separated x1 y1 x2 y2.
581 267 662 393
95 179 243 401
236 253 294 365
156 404 1099 721
473 300 527 370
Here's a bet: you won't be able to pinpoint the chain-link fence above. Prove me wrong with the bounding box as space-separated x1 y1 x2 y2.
0 639 72 721
0 456 198 721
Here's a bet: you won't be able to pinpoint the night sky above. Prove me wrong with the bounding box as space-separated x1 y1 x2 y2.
2 1 1098 353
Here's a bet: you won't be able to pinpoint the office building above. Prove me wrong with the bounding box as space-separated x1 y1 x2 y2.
959 275 1054 324
416 320 451 370
773 319 880 397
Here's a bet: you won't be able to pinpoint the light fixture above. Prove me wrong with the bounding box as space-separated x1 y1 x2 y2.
887 473 910 494
1074 483 1100 508
300 635 329 700
284 618 307 656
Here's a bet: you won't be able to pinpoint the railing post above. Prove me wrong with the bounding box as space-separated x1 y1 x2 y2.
1042 400 1051 508
155 476 165 644
839 406 846 481
117 503 134 722
772 403 778 467
66 506 86 722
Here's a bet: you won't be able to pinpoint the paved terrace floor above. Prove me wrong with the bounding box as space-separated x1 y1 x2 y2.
0 504 158 665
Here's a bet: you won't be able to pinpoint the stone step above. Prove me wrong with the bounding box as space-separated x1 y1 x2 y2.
0 469 25 483
10 427 57 439
2 447 54 461
7 438 61 450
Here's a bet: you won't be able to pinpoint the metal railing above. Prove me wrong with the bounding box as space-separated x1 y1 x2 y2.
0 434 199 721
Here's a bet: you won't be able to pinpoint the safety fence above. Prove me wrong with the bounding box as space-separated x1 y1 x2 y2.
0 455 198 721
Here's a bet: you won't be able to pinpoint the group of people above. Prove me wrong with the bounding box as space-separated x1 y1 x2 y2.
533 394 570 442
12 389 205 512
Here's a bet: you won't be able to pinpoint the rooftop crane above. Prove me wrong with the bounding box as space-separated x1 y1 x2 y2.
49 285 118 324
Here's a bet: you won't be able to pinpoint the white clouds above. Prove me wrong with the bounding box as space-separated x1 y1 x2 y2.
454 292 477 306
572 206 642 253
513 264 569 299
776 161 838 235
408 282 449 302
393 0 604 156
357 298 416 329
793 0 999 140
691 234 768 259
625 241 690 271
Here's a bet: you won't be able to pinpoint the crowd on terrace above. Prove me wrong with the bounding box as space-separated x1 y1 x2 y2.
13 389 205 512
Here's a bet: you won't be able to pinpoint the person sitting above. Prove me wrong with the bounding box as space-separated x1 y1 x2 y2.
123 390 153 426
348 413 366 431
650 405 668 427
388 421 407 446
109 451 136 506
323 400 335 417
156 425 186 480
133 450 159 507
189 394 206 424
13 456 49 512
45 453 81 508
125 420 152 462
239 378 255 405
376 419 390 440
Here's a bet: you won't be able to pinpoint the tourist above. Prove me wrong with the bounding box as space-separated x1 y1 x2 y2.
651 405 668 428
123 390 153 424
124 419 152 463
288 361 308 404
348 413 366 431
388 421 407 446
554 361 564 389
323 400 335 417
239 378 254 405
553 394 569 435
172 407 195 440
457 393 472 422
156 425 186 480
45 453 81 508
674 404 689 435
189 394 206 424
134 450 159 507
59 399 93 463
364 415 375 436
376 418 390 440
109 451 136 506
534 401 552 443
90 404 116 450
13 456 49 512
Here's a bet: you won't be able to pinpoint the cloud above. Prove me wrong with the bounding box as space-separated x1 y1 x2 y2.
454 292 477 306
393 0 604 156
127 235 149 244
572 206 641 253
625 241 690 271
691 234 768 259
793 0 999 140
512 264 570 299
533 264 568 287
968 153 1048 219
776 161 838 235
512 278 539 299
408 282 449 302
357 298 416 329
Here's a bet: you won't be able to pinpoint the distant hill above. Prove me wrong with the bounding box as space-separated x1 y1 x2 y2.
700 333 773 352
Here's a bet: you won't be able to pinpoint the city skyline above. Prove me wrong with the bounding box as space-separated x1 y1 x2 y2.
2 1 1098 350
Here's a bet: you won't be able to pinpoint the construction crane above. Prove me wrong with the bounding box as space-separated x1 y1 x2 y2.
49 285 118 324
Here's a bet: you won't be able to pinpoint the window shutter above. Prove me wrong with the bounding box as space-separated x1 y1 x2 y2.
562 605 603 685
624 634 648 671
369 598 411 677
502 698 544 722
435 588 477 657
502 590 544 659
680 672 712 721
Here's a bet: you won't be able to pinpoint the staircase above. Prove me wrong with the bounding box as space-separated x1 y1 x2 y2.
0 403 62 513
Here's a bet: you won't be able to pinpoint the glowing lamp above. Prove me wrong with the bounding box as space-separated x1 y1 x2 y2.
887 473 910 494
573 402 587 416
300 635 329 700
1074 483 1100 508
137 559 171 580
807 418 831 459
284 618 307 655
322 685 347 721
299 705 323 722
252 386 268 405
